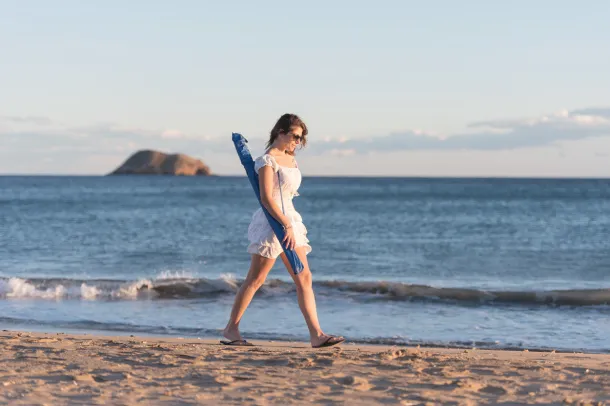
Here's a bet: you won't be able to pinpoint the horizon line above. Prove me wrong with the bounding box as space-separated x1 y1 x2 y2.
1 174 609 180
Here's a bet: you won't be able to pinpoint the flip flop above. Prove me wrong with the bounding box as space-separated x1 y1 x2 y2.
220 339 254 346
312 335 345 349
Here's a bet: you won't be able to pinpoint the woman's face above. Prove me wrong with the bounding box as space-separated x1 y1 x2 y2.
282 126 303 153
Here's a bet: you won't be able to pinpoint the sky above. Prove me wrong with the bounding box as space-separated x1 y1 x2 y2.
1 0 610 177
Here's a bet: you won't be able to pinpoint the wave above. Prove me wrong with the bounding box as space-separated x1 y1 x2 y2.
1 276 609 307
317 280 610 307
0 275 239 300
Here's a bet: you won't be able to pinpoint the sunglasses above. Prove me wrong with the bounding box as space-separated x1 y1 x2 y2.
288 133 303 142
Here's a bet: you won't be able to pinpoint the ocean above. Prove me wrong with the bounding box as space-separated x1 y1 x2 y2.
1 175 609 352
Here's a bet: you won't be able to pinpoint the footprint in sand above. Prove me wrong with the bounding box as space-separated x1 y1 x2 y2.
213 375 235 385
452 379 511 396
336 375 371 391
71 374 96 383
479 384 509 395
313 355 336 367
379 349 425 362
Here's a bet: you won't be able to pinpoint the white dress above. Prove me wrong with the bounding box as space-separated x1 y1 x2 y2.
247 154 312 259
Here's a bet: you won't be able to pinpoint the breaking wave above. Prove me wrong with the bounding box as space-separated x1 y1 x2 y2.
317 280 610 307
1 276 609 307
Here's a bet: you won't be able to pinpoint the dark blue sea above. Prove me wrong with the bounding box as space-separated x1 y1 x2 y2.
1 176 610 352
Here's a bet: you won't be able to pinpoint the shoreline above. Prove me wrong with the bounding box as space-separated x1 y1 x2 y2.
2 330 609 405
4 322 610 356
2 324 609 356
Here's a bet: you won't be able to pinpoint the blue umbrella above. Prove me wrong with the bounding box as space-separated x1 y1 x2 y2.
232 132 305 274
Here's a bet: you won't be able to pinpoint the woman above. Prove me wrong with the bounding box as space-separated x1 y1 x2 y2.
221 113 345 349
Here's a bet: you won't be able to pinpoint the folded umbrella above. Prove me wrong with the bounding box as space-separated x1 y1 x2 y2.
232 132 305 274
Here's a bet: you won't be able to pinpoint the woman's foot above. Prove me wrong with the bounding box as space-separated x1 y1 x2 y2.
220 325 255 346
223 325 242 342
311 333 345 348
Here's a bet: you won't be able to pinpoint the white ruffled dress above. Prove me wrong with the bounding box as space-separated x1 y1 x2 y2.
247 154 311 259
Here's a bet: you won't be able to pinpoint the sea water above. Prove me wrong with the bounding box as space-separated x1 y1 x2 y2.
1 176 609 352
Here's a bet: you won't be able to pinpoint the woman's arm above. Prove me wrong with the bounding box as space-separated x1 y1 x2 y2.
258 165 292 228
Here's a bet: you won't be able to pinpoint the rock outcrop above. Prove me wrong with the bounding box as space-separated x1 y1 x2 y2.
109 150 212 176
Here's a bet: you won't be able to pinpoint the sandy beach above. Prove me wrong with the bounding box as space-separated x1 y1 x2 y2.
0 331 608 405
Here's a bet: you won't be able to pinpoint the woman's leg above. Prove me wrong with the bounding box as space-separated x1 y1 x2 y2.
279 247 343 347
223 254 276 341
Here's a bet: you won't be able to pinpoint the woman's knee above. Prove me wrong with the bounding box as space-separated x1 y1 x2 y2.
246 274 267 290
294 269 313 290
245 255 274 290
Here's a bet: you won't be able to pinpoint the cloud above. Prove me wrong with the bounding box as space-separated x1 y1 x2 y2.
0 118 236 173
571 108 610 118
0 120 232 156
0 115 53 126
312 107 610 154
327 148 356 156
468 109 610 130
161 129 185 139
2 107 610 175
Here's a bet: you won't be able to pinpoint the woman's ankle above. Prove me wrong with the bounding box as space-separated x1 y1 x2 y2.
310 330 324 339
224 323 239 333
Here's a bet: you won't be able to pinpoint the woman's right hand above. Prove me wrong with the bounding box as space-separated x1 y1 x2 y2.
282 226 296 250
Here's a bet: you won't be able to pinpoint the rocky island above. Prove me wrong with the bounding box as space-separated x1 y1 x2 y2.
109 150 212 176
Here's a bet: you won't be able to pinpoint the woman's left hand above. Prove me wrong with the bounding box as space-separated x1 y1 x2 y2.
282 226 296 250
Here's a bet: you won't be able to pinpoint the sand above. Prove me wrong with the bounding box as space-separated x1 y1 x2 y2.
1 331 609 405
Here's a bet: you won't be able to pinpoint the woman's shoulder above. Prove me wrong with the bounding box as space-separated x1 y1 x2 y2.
255 152 299 170
255 153 278 163
254 154 279 172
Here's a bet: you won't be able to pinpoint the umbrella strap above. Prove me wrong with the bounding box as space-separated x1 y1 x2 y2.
277 171 285 214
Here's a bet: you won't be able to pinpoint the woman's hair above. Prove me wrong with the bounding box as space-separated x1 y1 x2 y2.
266 113 308 154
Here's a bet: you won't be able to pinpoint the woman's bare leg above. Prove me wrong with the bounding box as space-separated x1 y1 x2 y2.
279 247 343 347
223 254 276 341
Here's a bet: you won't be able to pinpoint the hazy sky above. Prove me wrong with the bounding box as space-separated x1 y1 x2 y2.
1 0 610 176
